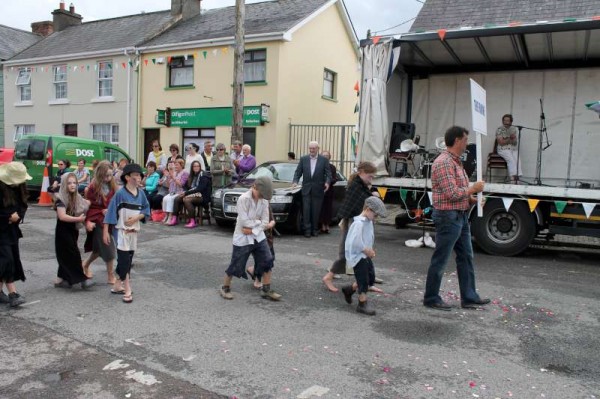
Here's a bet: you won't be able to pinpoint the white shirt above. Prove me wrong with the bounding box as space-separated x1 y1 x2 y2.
345 215 374 268
185 153 203 173
232 190 270 246
310 156 318 177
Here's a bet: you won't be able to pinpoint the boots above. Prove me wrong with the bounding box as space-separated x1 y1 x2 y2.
167 216 178 226
185 218 197 228
356 300 376 316
342 285 355 304
8 292 25 308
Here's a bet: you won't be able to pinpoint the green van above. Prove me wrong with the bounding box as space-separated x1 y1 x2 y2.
13 135 133 192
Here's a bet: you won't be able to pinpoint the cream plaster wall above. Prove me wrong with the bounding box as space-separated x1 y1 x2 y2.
138 2 358 163
4 55 137 152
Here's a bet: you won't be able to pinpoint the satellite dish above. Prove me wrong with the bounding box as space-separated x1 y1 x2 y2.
400 139 419 152
435 137 447 150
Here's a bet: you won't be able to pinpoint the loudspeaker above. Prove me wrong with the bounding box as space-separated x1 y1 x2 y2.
389 122 415 153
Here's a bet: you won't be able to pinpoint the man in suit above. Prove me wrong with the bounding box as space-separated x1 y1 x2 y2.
292 141 332 237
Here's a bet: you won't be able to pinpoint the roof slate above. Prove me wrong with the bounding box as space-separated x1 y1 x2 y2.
9 0 332 61
142 0 331 47
411 0 600 32
10 11 173 61
0 24 41 60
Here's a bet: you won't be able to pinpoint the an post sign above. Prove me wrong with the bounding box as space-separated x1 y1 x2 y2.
155 106 269 127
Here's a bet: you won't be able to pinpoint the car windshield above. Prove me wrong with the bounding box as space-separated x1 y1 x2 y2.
245 163 297 182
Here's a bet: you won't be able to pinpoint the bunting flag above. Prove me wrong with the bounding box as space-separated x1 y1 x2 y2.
427 191 433 204
152 59 156 64
554 200 567 214
437 29 447 41
400 189 407 202
582 203 596 219
502 197 514 211
372 36 381 44
121 62 127 69
183 54 188 60
353 81 359 92
203 51 207 59
353 103 359 113
527 199 539 212
167 56 172 64
377 187 388 200
222 47 228 54
350 132 357 161
129 60 134 67
144 59 148 66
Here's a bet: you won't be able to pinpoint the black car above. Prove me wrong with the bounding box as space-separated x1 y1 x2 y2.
211 161 347 233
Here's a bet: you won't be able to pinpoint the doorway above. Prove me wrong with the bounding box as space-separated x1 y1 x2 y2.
243 128 256 153
143 128 160 165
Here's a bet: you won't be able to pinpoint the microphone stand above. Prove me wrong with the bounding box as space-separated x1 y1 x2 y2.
513 124 540 185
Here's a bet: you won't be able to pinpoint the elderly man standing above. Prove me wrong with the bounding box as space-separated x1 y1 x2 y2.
235 144 256 176
293 141 332 238
200 141 214 172
423 126 490 311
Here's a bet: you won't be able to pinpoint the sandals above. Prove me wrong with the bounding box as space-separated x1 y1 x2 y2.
111 289 125 295
122 294 133 303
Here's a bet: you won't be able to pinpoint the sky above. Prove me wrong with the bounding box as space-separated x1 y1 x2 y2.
0 0 423 40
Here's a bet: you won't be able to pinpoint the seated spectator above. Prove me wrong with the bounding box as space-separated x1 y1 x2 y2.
162 158 189 225
153 162 173 211
49 159 71 194
75 158 90 194
175 161 212 229
141 161 161 204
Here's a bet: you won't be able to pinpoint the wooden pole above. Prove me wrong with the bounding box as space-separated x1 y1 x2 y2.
231 0 245 143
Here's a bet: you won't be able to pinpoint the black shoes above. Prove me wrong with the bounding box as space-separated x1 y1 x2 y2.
356 300 376 316
311 232 319 237
342 285 354 304
424 301 452 311
81 280 96 290
0 290 9 304
461 298 491 309
304 233 311 238
8 292 25 308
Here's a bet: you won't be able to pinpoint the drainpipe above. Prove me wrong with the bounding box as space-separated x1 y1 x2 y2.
135 49 142 163
124 48 131 157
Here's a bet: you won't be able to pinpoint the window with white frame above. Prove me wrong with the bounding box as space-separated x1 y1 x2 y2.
16 67 32 102
53 65 67 99
91 124 119 144
244 49 266 83
323 69 336 100
97 61 113 97
13 124 35 142
169 56 194 87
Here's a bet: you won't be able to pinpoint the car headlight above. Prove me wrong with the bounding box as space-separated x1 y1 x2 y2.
270 195 293 204
213 189 223 199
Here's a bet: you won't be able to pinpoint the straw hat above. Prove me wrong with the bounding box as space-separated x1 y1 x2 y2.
0 162 32 186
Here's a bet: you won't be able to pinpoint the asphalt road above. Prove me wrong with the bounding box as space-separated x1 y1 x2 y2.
1 205 599 399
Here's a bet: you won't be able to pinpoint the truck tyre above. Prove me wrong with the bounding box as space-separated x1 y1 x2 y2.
471 199 536 256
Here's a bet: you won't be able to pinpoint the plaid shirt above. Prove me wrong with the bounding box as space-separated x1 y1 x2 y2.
431 150 470 211
337 175 375 220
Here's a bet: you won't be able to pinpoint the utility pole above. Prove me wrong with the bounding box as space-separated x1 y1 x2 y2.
231 0 245 143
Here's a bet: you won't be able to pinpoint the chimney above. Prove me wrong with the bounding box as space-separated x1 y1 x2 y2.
52 1 82 32
31 21 55 37
171 0 201 21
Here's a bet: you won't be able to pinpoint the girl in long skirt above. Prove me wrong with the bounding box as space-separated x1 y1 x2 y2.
54 173 93 289
0 162 30 307
82 161 117 286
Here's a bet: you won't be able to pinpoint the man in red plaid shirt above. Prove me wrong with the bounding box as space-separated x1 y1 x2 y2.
423 126 490 311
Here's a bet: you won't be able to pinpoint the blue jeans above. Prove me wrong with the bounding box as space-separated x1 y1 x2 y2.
423 209 481 305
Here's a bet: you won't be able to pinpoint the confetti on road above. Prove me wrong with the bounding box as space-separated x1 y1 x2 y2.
124 338 143 346
297 385 330 398
124 370 161 386
103 359 130 371
182 355 196 362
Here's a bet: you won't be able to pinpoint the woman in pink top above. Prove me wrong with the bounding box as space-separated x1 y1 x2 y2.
162 159 189 225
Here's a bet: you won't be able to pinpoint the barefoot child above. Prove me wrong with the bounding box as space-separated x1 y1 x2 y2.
341 196 387 315
103 164 150 303
220 176 281 301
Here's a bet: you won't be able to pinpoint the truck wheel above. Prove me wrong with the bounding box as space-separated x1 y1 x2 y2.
471 199 536 256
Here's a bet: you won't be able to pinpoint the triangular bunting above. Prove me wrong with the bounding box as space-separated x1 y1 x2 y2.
128 61 133 67
377 187 388 200
502 197 514 211
554 200 567 214
400 189 407 202
203 51 207 59
582 203 596 219
222 47 229 54
152 59 156 64
372 36 381 44
144 59 148 66
212 49 218 56
184 54 188 60
353 81 359 92
437 29 447 41
73 66 78 71
121 62 126 69
167 56 172 64
528 199 539 212
353 103 359 113
427 191 433 205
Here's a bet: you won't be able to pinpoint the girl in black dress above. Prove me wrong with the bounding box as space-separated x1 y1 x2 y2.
54 173 93 289
0 162 30 307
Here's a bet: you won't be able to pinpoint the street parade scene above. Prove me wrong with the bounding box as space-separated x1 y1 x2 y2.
0 0 599 398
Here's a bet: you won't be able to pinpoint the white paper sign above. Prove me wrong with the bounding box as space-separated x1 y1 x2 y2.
470 79 487 217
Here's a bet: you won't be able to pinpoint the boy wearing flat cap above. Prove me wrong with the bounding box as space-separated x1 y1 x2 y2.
341 196 387 315
103 163 150 304
220 176 281 301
